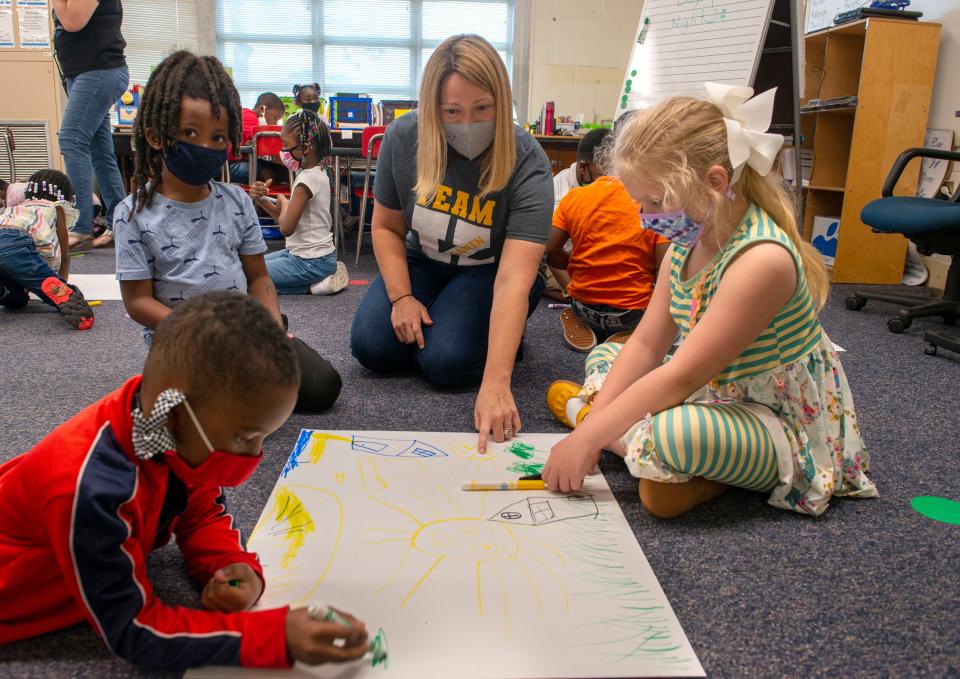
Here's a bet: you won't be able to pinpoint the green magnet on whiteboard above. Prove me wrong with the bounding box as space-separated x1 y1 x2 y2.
631 69 637 77
621 102 627 109
626 79 633 86
625 86 631 93
637 17 650 44
621 95 628 103
911 496 960 525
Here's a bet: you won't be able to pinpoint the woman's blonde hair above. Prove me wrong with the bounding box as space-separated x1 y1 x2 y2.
415 34 516 204
611 97 829 309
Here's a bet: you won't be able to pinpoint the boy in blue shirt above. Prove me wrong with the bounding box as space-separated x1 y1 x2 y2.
116 50 341 412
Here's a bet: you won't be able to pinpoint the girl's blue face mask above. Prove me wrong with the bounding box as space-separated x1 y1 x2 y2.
163 140 228 186
640 208 704 248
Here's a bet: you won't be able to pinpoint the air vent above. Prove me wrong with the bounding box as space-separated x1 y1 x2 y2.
0 120 54 182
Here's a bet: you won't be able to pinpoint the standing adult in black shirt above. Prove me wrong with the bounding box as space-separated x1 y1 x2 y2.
53 0 128 249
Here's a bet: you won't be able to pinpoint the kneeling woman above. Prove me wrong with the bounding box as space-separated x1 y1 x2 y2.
351 34 553 448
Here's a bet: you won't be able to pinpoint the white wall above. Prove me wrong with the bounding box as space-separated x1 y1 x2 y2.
527 0 644 125
915 1 960 289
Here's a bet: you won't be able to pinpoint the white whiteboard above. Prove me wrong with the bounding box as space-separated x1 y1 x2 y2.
618 0 777 114
188 430 704 679
805 0 867 33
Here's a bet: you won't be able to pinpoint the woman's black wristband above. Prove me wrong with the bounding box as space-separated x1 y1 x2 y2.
390 293 414 305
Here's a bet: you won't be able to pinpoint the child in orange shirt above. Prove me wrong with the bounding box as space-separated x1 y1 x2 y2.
547 174 668 351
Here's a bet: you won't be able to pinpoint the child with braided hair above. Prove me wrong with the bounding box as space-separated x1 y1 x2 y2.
250 109 348 295
293 82 322 114
115 50 341 412
0 169 94 329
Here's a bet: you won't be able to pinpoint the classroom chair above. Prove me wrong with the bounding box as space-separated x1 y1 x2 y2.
228 125 293 197
225 126 294 241
354 125 386 267
1 126 15 184
848 147 960 355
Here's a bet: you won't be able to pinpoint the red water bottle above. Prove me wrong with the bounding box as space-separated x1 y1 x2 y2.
545 101 555 136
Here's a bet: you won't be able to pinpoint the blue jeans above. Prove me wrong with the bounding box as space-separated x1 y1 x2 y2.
59 65 129 234
350 249 545 388
0 229 64 308
265 249 338 294
571 299 644 340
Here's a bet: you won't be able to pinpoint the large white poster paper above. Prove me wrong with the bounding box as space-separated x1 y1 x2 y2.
188 431 704 679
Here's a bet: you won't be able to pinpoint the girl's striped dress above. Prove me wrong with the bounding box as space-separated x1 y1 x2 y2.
583 204 877 516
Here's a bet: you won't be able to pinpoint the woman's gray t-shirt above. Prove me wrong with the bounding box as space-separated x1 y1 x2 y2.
373 112 554 267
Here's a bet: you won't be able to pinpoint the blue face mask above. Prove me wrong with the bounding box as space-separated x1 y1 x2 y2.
163 140 228 186
640 208 704 248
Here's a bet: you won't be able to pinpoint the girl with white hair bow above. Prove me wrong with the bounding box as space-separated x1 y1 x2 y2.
543 83 877 519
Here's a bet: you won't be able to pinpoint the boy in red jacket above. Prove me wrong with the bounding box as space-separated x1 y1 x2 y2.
0 291 367 669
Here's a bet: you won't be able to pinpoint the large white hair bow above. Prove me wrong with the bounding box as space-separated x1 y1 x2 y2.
704 82 784 182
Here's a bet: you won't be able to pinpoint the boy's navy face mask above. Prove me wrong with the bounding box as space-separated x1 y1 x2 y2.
163 140 228 186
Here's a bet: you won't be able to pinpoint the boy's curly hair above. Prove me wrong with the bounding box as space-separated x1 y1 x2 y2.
131 51 242 213
145 291 300 407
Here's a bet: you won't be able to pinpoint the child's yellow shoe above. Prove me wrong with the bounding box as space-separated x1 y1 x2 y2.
546 380 582 429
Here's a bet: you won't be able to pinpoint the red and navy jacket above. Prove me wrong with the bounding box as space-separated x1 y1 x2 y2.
0 376 292 669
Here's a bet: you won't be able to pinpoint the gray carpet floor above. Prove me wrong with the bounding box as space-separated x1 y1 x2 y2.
1 245 958 678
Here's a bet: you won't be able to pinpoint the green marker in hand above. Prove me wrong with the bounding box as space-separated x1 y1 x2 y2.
308 602 390 668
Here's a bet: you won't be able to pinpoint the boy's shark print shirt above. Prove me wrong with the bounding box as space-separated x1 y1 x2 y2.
374 111 553 266
114 182 266 338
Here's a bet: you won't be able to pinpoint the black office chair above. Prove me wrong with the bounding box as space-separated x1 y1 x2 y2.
846 147 960 356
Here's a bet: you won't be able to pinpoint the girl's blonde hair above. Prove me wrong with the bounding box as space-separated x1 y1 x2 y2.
611 97 828 309
415 34 516 204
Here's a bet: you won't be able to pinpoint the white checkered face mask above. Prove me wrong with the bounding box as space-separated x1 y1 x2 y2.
131 388 187 460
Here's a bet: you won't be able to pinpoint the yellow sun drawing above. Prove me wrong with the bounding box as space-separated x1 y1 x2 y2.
366 487 572 641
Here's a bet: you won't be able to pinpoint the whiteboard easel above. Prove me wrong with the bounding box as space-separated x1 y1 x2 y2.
616 0 779 114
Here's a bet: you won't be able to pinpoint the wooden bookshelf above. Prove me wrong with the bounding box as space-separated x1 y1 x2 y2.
801 18 941 284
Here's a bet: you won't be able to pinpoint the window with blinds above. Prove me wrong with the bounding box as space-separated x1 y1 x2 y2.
122 0 200 85
215 0 514 108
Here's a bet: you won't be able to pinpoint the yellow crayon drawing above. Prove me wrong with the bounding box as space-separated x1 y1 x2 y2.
451 439 496 466
358 458 388 491
249 484 343 605
333 472 346 485
367 492 570 634
307 433 352 463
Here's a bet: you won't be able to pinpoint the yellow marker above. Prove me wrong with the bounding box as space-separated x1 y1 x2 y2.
87 300 102 307
461 480 546 491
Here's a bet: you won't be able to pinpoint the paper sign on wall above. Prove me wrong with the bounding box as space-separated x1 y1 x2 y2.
0 1 14 48
16 0 50 49
804 0 867 33
917 129 954 199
